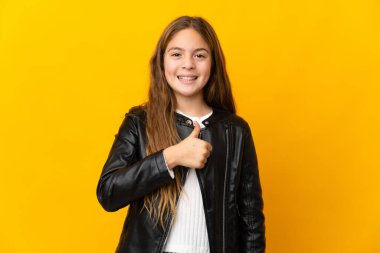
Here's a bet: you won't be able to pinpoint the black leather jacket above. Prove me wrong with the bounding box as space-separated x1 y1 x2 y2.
96 105 266 253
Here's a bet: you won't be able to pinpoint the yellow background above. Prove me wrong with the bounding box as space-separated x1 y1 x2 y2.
1 0 379 252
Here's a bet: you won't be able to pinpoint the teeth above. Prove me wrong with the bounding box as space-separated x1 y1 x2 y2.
178 76 197 80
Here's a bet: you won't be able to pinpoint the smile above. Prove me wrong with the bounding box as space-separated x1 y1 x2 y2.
177 76 198 80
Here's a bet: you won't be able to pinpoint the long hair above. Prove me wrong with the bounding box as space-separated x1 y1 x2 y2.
141 16 236 229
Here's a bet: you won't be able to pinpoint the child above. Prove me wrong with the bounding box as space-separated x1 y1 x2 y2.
96 15 266 253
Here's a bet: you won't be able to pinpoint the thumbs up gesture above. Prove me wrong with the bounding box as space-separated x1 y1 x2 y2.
189 120 202 138
163 121 213 169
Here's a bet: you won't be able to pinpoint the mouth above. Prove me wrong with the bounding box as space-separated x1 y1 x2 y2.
177 75 198 81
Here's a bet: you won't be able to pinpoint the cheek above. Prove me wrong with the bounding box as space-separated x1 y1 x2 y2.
164 60 175 77
202 62 212 77
207 64 212 75
163 60 170 80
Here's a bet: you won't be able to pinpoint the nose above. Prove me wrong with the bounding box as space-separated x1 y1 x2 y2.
182 55 195 69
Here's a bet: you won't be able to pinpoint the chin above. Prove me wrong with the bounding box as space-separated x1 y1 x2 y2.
181 91 203 98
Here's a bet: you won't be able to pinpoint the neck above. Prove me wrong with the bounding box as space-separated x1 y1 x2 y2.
175 95 212 117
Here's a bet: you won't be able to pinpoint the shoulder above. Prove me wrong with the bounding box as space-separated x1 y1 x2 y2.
225 112 252 135
124 104 147 123
116 104 146 137
211 107 252 136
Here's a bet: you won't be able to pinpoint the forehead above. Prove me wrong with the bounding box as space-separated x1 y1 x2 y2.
166 28 210 51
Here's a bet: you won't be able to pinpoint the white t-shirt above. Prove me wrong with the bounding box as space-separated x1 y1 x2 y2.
162 109 213 253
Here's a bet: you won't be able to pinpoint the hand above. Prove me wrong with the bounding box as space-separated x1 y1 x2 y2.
163 121 213 169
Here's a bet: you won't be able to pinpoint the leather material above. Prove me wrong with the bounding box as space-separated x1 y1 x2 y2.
96 105 266 253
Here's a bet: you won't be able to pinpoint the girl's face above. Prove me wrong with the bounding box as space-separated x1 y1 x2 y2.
164 28 211 102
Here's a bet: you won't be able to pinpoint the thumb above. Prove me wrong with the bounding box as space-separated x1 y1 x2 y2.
189 120 201 138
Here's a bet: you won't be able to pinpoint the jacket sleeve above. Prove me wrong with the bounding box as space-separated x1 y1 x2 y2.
96 112 174 212
238 123 266 253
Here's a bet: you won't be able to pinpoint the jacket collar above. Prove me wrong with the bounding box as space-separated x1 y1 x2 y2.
130 105 231 128
175 106 231 128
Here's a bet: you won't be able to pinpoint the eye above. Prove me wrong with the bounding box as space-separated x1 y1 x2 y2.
195 54 205 58
171 53 181 57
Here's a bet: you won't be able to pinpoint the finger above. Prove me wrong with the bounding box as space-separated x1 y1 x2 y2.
189 121 201 138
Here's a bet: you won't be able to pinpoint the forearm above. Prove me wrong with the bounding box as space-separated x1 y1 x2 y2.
97 148 173 212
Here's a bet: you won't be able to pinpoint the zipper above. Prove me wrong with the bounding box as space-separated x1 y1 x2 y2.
195 125 214 253
200 128 206 138
157 168 189 253
160 121 196 251
158 209 173 253
223 124 230 253
159 122 206 252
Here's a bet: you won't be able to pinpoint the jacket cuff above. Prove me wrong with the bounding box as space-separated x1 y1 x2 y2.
157 149 175 179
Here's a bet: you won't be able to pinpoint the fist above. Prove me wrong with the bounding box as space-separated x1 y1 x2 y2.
163 121 213 169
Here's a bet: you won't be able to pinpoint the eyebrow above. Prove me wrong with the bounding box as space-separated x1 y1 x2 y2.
167 47 209 53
